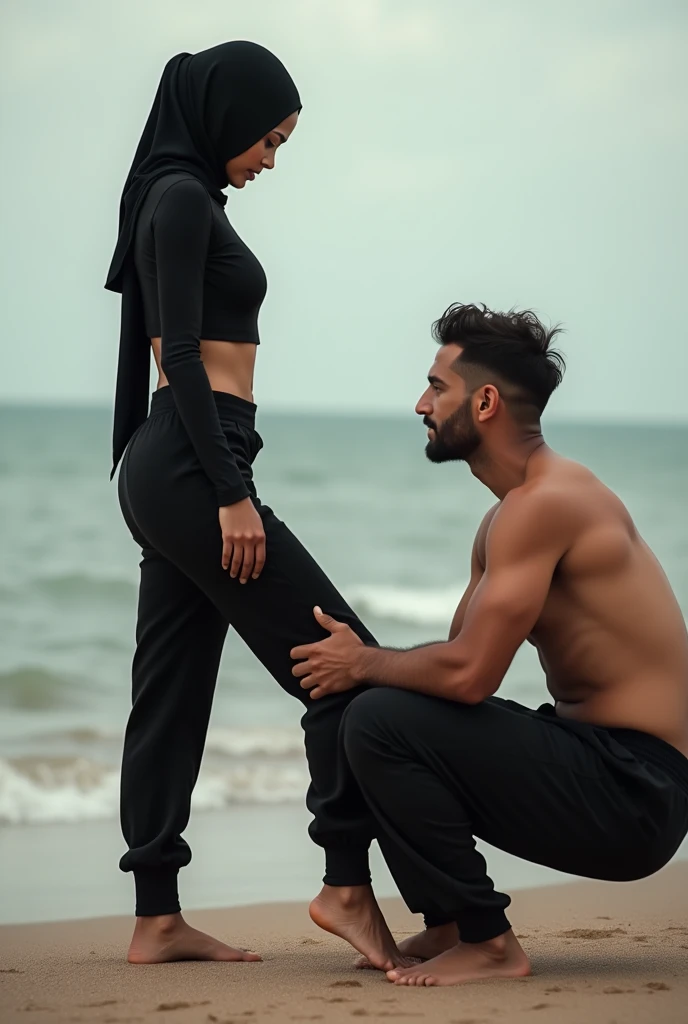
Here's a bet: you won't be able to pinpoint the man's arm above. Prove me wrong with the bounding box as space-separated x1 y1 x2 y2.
351 490 570 703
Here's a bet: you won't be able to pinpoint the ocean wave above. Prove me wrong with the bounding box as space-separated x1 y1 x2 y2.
13 725 305 758
205 727 304 757
0 667 84 711
31 572 137 603
347 583 464 627
0 756 308 825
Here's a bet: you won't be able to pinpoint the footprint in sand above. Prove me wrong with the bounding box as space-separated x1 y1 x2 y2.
0 968 23 974
300 938 322 945
308 997 352 1004
157 1002 210 1012
603 987 635 994
329 981 362 988
645 982 671 991
558 928 627 939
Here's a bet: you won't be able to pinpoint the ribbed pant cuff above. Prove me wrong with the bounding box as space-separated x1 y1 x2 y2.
456 907 511 944
323 848 371 886
134 868 181 917
423 913 457 929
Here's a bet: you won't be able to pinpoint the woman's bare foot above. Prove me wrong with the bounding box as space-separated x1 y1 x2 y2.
355 923 459 969
386 930 531 986
309 885 413 972
127 913 262 964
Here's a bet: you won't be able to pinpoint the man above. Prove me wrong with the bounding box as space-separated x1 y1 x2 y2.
291 303 688 986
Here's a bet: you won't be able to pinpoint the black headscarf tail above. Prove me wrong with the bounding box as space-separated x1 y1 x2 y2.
105 41 301 475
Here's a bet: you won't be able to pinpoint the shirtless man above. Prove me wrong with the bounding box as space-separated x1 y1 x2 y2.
290 302 688 986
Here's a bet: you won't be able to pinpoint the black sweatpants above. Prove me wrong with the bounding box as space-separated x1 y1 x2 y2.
117 387 374 916
342 689 688 943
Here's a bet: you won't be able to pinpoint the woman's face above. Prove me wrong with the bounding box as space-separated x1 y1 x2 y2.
225 110 299 189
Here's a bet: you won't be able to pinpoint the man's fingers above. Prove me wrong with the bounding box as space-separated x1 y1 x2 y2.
313 606 347 632
291 661 311 678
252 539 266 580
299 675 315 689
290 643 315 661
222 540 232 572
309 686 324 699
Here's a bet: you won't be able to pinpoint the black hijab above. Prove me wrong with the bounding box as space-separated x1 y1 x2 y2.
105 41 301 476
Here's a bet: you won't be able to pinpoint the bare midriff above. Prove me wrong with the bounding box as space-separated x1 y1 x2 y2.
151 338 258 403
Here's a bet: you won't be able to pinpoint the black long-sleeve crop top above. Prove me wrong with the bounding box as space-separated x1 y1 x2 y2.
133 173 267 506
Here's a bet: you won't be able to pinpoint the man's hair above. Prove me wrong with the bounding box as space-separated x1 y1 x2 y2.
432 303 566 418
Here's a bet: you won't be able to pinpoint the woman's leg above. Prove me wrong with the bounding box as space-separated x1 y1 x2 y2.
119 545 262 964
121 400 403 966
132 468 377 886
119 545 228 916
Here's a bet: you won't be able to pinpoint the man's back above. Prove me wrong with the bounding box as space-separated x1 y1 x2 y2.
503 453 688 754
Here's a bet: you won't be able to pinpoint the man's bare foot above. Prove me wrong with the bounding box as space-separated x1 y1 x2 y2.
127 913 262 964
386 930 531 986
309 885 413 971
355 923 459 969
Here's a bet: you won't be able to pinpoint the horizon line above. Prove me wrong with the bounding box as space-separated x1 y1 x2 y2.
0 398 686 430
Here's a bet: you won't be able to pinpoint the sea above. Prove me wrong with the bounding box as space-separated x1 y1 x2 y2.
1 405 687 922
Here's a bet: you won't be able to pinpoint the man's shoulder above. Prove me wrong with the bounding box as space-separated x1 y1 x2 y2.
488 478 582 559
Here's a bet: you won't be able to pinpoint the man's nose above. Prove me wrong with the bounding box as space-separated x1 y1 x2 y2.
415 395 431 416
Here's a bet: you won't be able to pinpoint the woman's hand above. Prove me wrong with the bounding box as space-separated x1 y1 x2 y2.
218 498 266 582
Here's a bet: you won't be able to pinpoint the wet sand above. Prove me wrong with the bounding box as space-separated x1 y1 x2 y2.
1 861 686 1024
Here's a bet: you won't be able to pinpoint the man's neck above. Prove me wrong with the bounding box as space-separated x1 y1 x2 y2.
468 434 547 499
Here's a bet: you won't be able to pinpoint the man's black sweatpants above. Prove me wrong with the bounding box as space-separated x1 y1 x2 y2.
342 689 688 944
118 387 374 916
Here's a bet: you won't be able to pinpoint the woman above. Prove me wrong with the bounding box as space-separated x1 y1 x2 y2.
105 41 404 969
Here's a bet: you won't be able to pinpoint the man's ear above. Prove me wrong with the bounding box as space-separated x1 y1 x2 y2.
476 384 500 421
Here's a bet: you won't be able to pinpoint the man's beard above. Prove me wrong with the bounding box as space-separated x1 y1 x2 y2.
425 398 481 463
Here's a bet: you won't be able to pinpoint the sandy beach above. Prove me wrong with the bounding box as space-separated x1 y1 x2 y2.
1 861 686 1024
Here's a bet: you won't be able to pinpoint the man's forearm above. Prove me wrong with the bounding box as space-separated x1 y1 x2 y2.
353 642 476 702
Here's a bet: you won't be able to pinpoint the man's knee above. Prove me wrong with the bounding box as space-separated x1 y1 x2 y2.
342 688 419 770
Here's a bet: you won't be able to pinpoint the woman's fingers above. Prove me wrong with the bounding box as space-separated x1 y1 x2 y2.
252 538 267 580
229 541 244 579
239 542 256 584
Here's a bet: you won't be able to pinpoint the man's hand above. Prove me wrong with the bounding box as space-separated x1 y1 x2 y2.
291 607 364 699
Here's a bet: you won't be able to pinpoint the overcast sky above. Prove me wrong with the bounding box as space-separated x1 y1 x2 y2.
1 0 686 421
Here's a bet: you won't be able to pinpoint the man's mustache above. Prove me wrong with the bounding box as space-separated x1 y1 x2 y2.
423 418 436 430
